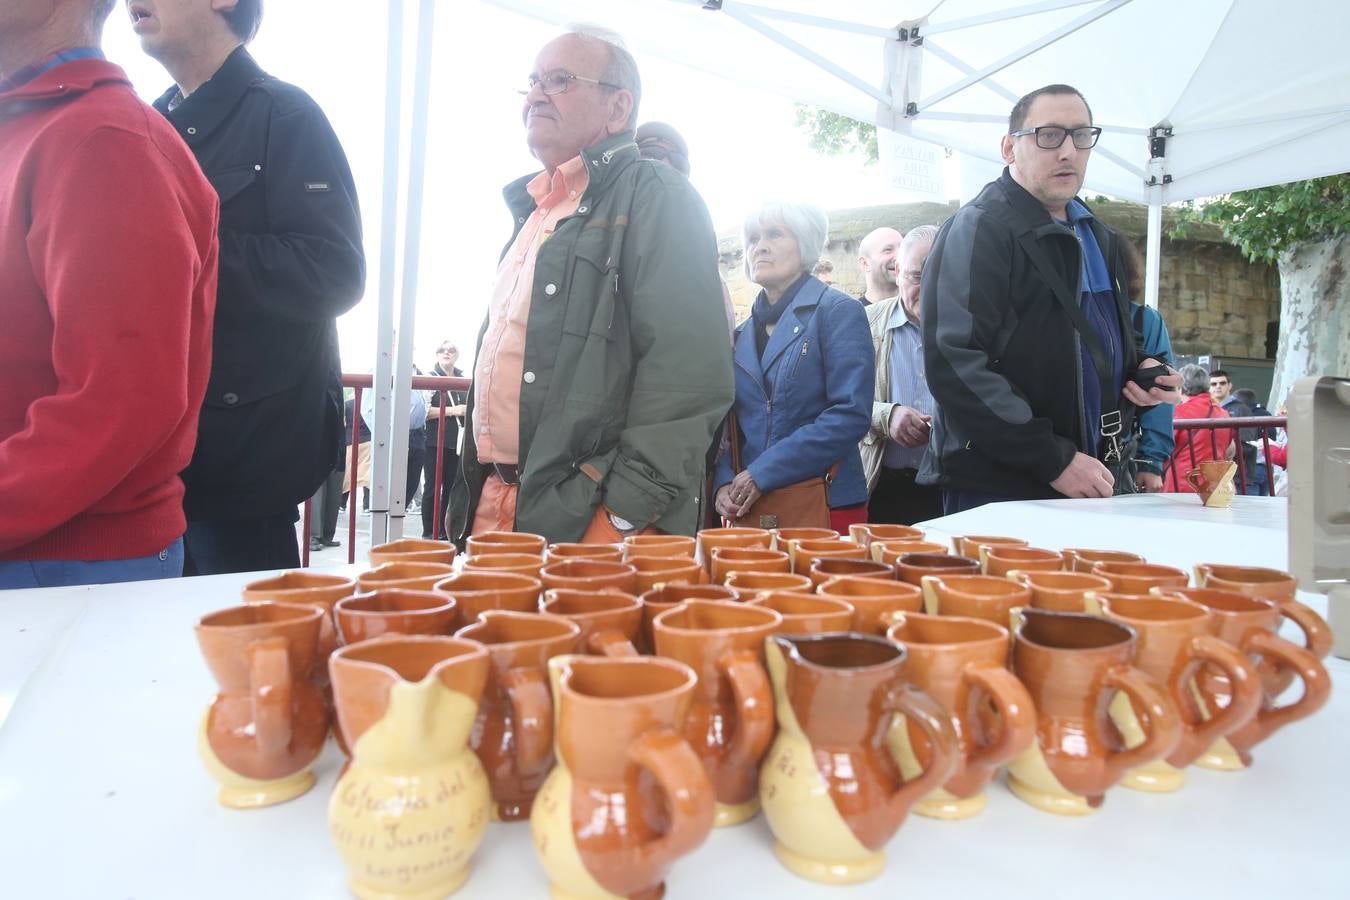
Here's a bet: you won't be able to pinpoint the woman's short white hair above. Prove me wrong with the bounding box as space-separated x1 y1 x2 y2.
742 201 829 281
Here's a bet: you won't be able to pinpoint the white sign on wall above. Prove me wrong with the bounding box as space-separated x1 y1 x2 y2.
877 128 945 202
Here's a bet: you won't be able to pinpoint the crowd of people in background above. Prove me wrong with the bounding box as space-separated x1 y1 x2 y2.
0 8 1290 590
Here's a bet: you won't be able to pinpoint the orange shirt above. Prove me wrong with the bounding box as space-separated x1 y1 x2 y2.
472 156 590 465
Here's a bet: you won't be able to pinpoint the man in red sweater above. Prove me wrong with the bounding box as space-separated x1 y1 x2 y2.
0 0 219 588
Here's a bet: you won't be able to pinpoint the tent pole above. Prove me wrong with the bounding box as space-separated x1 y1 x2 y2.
1144 186 1163 311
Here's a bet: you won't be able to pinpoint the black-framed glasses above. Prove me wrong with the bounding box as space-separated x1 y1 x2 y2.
437 346 457 354
1009 125 1102 150
520 70 621 97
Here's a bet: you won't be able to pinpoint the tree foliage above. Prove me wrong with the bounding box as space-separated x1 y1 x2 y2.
1178 174 1350 263
794 104 878 164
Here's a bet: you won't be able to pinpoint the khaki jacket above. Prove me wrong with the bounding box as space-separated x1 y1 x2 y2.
860 296 904 494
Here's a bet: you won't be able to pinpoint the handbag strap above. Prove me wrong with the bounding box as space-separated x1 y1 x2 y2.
725 408 840 483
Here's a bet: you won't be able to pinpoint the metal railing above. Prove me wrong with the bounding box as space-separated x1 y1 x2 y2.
1165 415 1285 496
301 373 471 567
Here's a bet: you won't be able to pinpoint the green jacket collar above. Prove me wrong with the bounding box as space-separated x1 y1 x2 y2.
503 131 640 221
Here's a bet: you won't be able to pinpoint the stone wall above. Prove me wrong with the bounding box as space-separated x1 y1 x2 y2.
718 199 1280 359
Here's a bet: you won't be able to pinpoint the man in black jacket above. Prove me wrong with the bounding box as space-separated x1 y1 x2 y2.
131 0 365 573
920 84 1180 513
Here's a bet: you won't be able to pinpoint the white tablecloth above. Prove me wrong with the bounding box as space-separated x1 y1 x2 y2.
0 495 1344 899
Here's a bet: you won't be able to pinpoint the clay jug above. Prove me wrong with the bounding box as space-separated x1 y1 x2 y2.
1007 609 1181 814
1194 564 1333 662
1061 548 1145 573
466 530 547 558
628 554 704 593
885 613 1035 819
875 540 948 565
328 636 491 898
1186 459 1238 507
637 583 738 654
723 570 814 602
460 552 546 581
748 591 855 636
770 526 838 558
1096 594 1263 790
920 574 1031 626
759 633 958 884
981 545 1064 577
334 589 457 643
1011 570 1114 613
807 557 894 589
546 542 624 564
652 600 782 826
1092 561 1189 594
195 602 327 808
708 546 791 584
541 588 643 657
696 526 772 576
455 611 581 820
894 552 980 586
817 575 923 634
623 533 697 559
357 561 455 593
540 559 638 596
368 537 456 566
1168 587 1332 769
531 655 714 900
433 571 543 627
951 535 1027 558
848 523 924 546
791 538 866 575
241 570 355 668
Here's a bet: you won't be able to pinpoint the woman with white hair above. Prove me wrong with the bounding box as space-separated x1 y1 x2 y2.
713 201 874 531
1163 364 1236 492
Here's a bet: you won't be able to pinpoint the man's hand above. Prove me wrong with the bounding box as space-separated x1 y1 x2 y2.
1051 452 1115 498
887 405 933 448
1135 471 1163 493
1122 357 1183 407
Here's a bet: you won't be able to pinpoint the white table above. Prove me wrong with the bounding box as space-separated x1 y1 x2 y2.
1 495 1345 899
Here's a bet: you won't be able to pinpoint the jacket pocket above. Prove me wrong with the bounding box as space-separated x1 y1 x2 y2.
562 236 618 340
206 163 261 206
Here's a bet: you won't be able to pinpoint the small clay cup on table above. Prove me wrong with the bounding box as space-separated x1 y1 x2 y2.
747 591 854 636
982 545 1064 577
461 552 546 581
540 588 643 657
545 542 624 564
770 526 838 554
875 540 948 565
951 535 1027 559
1011 570 1114 613
433 571 543 627
356 561 455 593
709 546 792 584
1194 563 1333 677
848 522 924 546
629 554 705 593
653 600 782 826
894 552 981 587
466 530 547 558
1091 560 1190 595
791 538 867 575
920 574 1032 627
540 559 638 596
456 611 582 820
368 538 457 566
1186 459 1238 507
808 557 894 589
334 589 458 643
817 575 923 634
696 527 772 576
623 534 697 559
1061 548 1145 573
241 570 356 666
723 571 814 602
638 583 739 653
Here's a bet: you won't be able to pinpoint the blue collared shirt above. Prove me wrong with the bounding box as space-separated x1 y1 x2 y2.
0 47 104 93
882 303 934 470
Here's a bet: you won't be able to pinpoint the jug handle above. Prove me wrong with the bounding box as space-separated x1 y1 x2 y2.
1185 469 1205 492
882 685 959 811
1245 631 1332 737
628 726 715 864
1278 599 1333 660
961 662 1036 774
248 636 293 756
586 629 640 658
1102 665 1182 774
1169 634 1263 764
719 649 774 769
502 666 553 777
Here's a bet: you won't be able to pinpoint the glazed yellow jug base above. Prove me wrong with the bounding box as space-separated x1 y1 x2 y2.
773 840 885 885
349 868 470 900
914 787 987 820
1006 745 1094 816
196 713 317 809
714 797 760 827
1120 759 1185 792
1194 736 1248 771
531 764 626 900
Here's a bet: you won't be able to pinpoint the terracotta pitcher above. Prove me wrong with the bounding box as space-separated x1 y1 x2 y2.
356 561 455 593
1096 594 1262 791
1169 587 1332 770
1061 548 1145 573
628 554 704 593
951 535 1027 558
696 526 772 576
920 574 1031 626
637 583 738 654
894 552 981 586
456 611 581 820
770 526 838 555
791 538 866 575
241 570 355 668
531 655 714 900
1011 570 1114 613
1194 563 1333 663
652 600 782 826
466 530 547 558
195 602 327 808
1091 560 1190 595
540 559 638 596
759 633 958 884
328 636 491 898
623 533 697 559
1007 609 1181 815
546 542 625 564
875 540 948 565
982 545 1064 577
885 613 1035 819
541 588 643 657
807 557 894 589
334 589 457 643
724 570 814 602
708 546 791 584
818 575 923 633
1186 459 1237 507
748 591 855 636
848 523 924 546
433 571 543 627
460 552 546 581
368 537 457 566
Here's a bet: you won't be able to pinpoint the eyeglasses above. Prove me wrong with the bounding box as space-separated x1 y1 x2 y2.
437 347 457 354
520 70 621 97
901 272 923 286
1008 125 1102 150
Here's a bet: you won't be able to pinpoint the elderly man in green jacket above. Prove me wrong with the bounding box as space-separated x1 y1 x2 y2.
448 27 733 545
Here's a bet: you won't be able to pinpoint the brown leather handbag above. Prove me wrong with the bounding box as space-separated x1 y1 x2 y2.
726 410 839 529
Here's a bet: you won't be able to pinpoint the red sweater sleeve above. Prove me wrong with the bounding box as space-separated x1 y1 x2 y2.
0 126 218 553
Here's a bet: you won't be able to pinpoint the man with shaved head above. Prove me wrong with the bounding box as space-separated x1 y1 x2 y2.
449 27 732 545
0 0 218 587
856 226 903 307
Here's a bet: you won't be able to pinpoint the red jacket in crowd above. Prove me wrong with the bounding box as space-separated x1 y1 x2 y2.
1165 393 1234 492
0 59 219 561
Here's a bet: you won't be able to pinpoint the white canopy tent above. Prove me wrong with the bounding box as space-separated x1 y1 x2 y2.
369 0 1350 541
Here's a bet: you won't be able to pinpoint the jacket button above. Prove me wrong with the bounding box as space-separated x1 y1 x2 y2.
544 283 557 296
186 126 197 135
222 392 239 405
578 206 588 214
523 371 536 384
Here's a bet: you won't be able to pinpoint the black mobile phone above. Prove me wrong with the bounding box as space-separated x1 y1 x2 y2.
1133 364 1174 393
